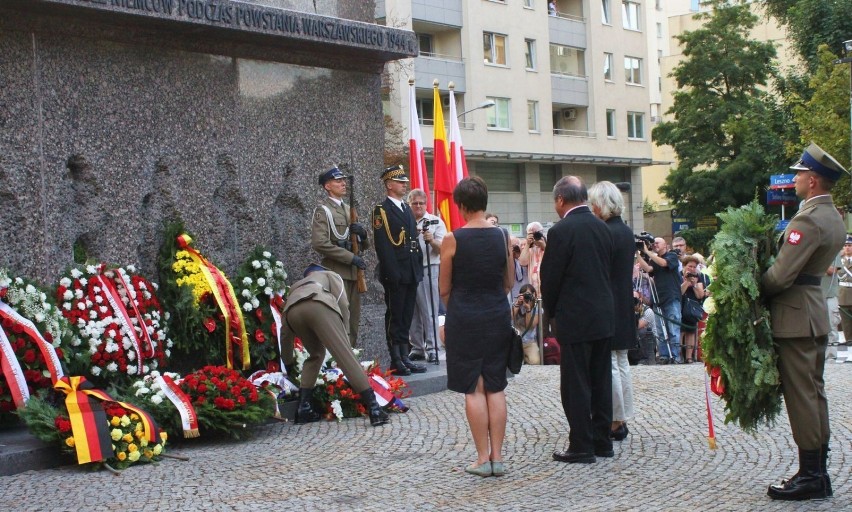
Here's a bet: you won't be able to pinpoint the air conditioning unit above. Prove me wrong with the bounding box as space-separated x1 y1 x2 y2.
650 115 662 123
562 108 577 120
442 96 452 108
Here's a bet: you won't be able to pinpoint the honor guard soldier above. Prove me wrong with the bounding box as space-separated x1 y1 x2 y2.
372 165 427 375
762 143 847 500
311 167 369 347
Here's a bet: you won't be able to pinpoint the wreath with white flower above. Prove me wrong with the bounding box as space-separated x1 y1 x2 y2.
56 264 173 386
235 247 288 372
0 268 82 421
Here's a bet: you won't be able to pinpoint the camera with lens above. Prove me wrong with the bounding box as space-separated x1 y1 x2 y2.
421 219 439 231
634 231 654 250
532 231 545 241
522 292 534 302
685 272 700 278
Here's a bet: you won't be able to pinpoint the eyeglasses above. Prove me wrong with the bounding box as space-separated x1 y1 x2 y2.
409 201 426 206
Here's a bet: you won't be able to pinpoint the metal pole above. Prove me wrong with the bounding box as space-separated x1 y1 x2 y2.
537 297 545 364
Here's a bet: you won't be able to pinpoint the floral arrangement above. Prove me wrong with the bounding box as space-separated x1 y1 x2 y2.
130 366 273 439
702 200 781 432
18 395 166 470
235 247 288 372
0 269 82 420
56 264 172 387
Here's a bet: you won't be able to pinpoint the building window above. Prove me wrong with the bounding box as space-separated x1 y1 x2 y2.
603 53 613 81
418 34 433 56
601 0 611 25
656 22 663 38
486 97 511 130
550 44 586 77
624 56 642 85
525 39 537 70
622 0 640 31
484 32 507 65
417 98 434 126
524 0 534 7
528 100 540 132
627 111 645 139
606 109 616 137
477 163 521 192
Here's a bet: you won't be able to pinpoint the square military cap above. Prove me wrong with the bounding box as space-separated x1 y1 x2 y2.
318 167 348 185
789 143 848 182
381 164 409 182
303 263 329 277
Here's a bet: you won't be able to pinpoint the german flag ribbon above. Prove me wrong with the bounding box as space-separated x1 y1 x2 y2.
0 301 65 384
176 234 249 370
54 376 159 464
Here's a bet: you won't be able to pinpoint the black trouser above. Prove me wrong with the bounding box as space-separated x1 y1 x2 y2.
559 337 613 454
382 281 418 352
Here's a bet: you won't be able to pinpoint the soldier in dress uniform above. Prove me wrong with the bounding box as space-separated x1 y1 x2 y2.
835 235 852 344
281 264 389 427
762 142 847 501
372 165 427 376
310 167 369 347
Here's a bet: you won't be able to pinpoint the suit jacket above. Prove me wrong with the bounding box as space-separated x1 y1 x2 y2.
371 197 423 285
762 195 846 338
540 205 614 343
607 216 638 351
310 196 368 281
281 271 349 355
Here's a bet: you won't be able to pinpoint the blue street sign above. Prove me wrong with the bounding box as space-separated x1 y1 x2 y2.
767 189 798 205
769 174 796 189
775 219 790 232
672 218 693 234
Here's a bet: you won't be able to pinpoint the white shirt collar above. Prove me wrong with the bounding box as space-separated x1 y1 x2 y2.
327 196 343 207
563 204 588 218
388 196 404 210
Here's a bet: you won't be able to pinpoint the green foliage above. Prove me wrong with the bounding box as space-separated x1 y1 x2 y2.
653 0 787 220
761 0 852 74
703 201 782 432
16 395 66 445
677 227 717 256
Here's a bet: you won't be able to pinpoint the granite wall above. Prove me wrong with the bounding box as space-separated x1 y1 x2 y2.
0 1 414 365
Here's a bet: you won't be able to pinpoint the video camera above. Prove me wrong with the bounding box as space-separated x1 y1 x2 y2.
420 219 439 231
634 231 655 251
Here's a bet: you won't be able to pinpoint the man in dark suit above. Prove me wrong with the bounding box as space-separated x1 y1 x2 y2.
540 175 615 464
762 143 847 500
372 165 426 376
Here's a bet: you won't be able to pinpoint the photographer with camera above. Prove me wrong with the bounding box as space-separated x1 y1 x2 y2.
680 255 707 363
512 284 541 364
407 188 446 363
520 222 547 293
509 237 529 300
636 237 683 364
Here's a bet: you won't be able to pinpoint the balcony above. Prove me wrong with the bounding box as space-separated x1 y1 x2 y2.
549 3 586 48
412 0 463 28
414 53 466 92
550 74 588 106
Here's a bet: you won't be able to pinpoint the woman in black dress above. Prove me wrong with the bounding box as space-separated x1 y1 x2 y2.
439 176 513 478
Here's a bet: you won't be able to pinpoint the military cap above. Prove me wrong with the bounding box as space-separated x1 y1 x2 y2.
846 234 852 245
380 164 409 182
789 143 848 182
318 167 348 186
303 263 328 277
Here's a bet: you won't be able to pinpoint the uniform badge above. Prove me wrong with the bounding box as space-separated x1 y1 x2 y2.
373 215 383 230
787 230 803 245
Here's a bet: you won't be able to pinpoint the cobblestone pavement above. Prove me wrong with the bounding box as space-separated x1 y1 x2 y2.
1 364 849 511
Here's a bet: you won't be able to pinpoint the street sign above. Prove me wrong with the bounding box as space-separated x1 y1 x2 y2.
767 189 798 206
769 174 796 189
672 218 693 234
776 219 790 232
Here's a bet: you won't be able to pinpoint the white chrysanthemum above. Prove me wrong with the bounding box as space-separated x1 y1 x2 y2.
263 287 273 296
136 386 150 396
91 366 102 376
126 264 136 273
266 269 274 278
107 329 117 338
71 337 82 347
242 277 252 285
59 277 72 287
150 394 163 405
34 313 45 323
42 303 51 312
241 289 251 298
243 302 253 312
86 265 97 275
262 251 272 258
152 282 159 291
79 278 87 286
24 284 35 294
74 289 83 299
77 302 86 311
138 282 147 290
251 260 261 269
128 365 138 375
122 339 132 351
63 290 73 301
165 349 171 357
95 295 103 304
39 292 46 301
261 260 271 270
106 362 118 373
70 268 83 278
164 312 170 320
325 371 339 383
251 298 260 308
257 277 266 287
99 306 108 314
142 365 149 374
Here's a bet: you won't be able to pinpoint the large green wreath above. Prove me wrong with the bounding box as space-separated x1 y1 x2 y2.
702 201 782 433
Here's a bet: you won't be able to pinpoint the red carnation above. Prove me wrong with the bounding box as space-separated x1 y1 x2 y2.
254 329 266 343
255 309 264 322
23 349 36 364
203 317 216 333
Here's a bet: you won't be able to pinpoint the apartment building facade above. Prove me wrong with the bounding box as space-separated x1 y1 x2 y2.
377 0 654 234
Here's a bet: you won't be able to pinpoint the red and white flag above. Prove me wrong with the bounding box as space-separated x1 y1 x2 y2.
408 81 431 212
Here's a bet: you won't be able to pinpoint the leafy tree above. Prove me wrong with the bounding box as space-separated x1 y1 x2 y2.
761 0 852 74
653 1 787 221
786 44 852 208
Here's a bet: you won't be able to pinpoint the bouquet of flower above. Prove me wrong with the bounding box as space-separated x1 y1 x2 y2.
172 365 273 439
56 264 172 387
235 248 288 372
18 394 167 470
0 269 82 421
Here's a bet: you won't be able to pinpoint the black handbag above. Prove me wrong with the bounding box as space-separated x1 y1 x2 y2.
508 326 524 374
682 297 706 324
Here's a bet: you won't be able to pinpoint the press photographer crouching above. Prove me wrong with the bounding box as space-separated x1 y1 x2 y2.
512 284 540 365
636 236 683 364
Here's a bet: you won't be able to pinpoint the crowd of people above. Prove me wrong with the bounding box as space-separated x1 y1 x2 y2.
284 142 845 500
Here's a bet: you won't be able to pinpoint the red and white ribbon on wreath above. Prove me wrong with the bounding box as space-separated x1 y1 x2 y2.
269 294 285 372
0 301 64 383
155 374 200 438
369 374 408 412
704 369 717 450
112 269 156 359
94 273 145 375
0 324 29 408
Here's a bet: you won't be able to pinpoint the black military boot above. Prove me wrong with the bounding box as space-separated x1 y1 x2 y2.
294 387 321 424
358 388 390 427
821 444 833 497
767 449 828 500
399 343 427 373
389 345 411 376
